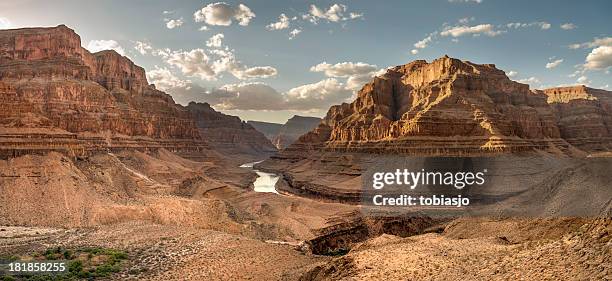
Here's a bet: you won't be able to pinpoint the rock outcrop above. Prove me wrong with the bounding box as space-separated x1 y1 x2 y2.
541 85 612 151
186 102 277 159
288 56 571 156
0 25 206 158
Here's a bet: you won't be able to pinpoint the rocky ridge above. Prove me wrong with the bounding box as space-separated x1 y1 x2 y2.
0 25 205 158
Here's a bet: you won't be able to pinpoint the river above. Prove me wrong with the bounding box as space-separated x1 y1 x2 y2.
240 160 280 194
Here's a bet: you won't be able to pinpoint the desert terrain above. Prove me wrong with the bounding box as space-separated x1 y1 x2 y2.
0 25 610 280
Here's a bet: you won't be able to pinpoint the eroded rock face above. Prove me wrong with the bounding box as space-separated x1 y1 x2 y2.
290 56 576 156
186 102 277 158
0 25 205 158
542 86 612 151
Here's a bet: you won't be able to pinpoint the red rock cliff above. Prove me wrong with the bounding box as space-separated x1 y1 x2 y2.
0 25 204 158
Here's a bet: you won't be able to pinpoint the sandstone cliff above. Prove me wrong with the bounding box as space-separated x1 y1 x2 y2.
287 56 607 156
541 85 612 151
0 25 205 158
186 102 277 160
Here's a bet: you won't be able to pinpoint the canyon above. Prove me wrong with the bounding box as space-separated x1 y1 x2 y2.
0 25 610 280
249 115 321 149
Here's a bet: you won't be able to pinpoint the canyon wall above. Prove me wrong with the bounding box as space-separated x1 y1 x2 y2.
186 102 277 158
0 25 206 158
284 56 610 156
271 116 321 149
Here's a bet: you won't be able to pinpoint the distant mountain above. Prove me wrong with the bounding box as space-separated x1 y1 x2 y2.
247 121 283 141
248 116 321 149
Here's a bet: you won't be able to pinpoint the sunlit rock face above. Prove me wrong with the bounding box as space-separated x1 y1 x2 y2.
286 56 611 156
0 25 206 158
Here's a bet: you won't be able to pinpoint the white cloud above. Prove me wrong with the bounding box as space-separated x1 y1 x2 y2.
584 45 612 70
266 13 290 30
194 2 255 27
440 24 503 37
158 46 277 81
86 40 125 55
517 77 540 85
0 17 11 29
577 75 589 84
198 26 209 31
411 49 419 55
568 37 612 49
303 4 361 24
545 59 563 69
560 23 577 30
134 41 153 55
414 35 434 49
505 21 550 30
164 48 216 80
285 78 353 109
165 18 184 29
506 70 518 77
310 62 377 77
146 66 189 90
206 33 224 48
289 28 302 40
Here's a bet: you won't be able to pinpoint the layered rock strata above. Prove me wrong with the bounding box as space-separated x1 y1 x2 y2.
186 102 277 158
0 25 206 158
271 115 321 149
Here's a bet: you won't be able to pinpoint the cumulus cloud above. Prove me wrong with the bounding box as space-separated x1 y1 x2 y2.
146 66 189 90
165 18 184 29
506 70 518 77
289 28 302 39
0 17 11 29
266 13 291 30
560 23 577 30
194 2 255 27
180 79 352 111
303 4 361 24
156 46 277 81
310 62 377 77
546 59 563 69
206 33 224 48
568 37 612 49
134 41 153 55
86 40 125 55
440 24 503 37
584 45 612 70
411 49 419 55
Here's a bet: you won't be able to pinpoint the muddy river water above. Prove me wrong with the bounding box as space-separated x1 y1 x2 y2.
240 161 279 194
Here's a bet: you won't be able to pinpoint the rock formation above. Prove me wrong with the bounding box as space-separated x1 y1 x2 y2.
248 116 321 149
0 25 206 158
186 102 277 159
541 85 612 151
284 56 611 156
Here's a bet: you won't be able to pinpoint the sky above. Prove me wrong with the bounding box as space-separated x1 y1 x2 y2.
0 0 611 123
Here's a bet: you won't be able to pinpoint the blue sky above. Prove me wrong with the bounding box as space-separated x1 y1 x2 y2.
1 0 610 123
